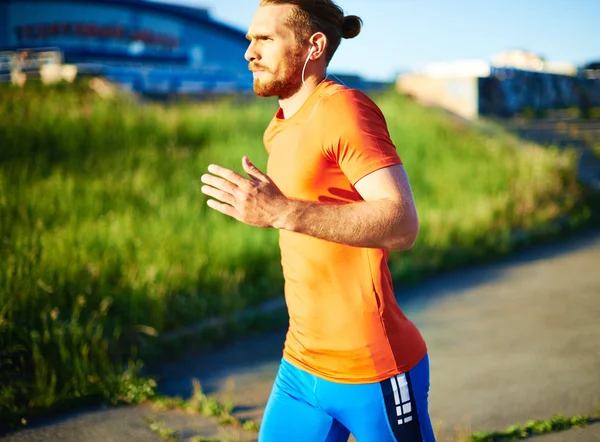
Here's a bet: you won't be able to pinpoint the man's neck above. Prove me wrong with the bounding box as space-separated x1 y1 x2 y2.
278 74 326 119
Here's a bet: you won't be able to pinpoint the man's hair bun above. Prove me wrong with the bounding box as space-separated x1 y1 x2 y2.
342 15 362 39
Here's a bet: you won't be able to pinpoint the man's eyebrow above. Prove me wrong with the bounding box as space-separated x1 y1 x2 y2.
246 32 274 41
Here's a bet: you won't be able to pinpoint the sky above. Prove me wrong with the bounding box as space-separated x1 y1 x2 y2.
155 0 599 81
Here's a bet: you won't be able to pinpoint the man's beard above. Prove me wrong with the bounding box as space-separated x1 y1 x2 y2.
250 52 304 99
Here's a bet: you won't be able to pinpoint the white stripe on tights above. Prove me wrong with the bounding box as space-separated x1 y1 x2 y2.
396 374 410 404
390 375 401 406
392 374 413 425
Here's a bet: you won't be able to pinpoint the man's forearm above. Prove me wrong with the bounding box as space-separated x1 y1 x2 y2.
276 198 418 250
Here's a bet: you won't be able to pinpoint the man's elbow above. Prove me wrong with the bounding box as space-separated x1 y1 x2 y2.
389 212 419 251
391 228 418 251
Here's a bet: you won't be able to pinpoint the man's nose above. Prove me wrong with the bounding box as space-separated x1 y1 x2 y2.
245 43 259 62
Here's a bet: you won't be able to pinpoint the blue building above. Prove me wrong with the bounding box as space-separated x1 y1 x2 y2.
0 0 254 94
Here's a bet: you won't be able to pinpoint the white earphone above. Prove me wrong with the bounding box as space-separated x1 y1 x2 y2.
302 47 317 89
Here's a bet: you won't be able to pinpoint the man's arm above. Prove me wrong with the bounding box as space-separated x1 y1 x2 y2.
200 157 418 251
278 163 418 250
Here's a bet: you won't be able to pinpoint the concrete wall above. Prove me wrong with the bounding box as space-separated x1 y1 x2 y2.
479 69 600 117
397 68 600 119
396 74 479 120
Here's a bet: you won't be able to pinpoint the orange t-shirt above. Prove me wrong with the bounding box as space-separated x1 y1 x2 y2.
264 79 427 383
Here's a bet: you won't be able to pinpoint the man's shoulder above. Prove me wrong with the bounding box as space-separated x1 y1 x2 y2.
319 80 374 106
316 81 385 123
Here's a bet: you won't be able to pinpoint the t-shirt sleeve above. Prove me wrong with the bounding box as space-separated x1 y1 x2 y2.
322 90 402 185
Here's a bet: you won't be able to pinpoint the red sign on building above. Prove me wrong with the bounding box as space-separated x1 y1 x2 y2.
14 22 179 48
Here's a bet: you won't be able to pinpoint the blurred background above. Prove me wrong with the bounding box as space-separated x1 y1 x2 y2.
1 0 599 440
2 0 599 115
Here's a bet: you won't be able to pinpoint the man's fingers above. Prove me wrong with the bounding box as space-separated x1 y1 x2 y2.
201 174 238 194
206 199 241 219
207 164 250 188
201 185 236 206
242 156 269 182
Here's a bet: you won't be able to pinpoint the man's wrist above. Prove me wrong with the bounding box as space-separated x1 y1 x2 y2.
273 198 301 231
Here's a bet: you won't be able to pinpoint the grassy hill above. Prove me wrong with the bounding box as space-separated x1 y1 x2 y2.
0 80 591 429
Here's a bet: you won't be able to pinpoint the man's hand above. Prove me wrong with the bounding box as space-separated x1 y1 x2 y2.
200 156 290 228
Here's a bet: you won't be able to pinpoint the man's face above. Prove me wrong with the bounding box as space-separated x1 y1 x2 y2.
245 5 306 99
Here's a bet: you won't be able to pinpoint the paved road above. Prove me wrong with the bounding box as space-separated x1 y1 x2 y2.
3 230 600 441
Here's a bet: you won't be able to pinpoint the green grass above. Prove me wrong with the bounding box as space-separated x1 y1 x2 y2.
150 379 259 432
591 141 600 159
145 417 180 442
470 414 594 441
0 80 591 431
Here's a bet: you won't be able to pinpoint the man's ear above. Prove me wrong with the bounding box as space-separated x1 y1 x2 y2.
309 32 327 60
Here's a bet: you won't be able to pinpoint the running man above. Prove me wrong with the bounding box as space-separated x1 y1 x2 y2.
200 1 435 440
